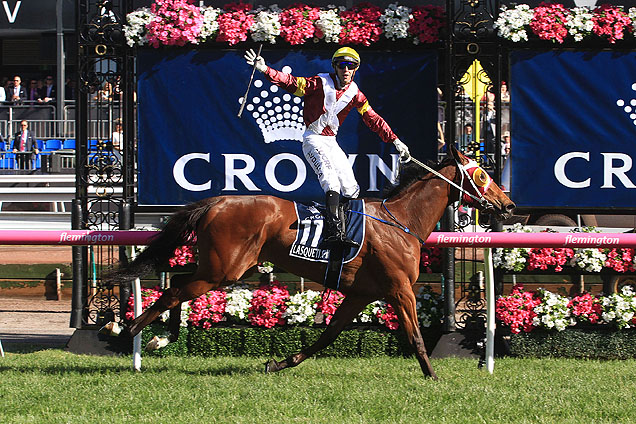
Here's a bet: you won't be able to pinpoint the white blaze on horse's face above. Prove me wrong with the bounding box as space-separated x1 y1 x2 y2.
460 159 492 204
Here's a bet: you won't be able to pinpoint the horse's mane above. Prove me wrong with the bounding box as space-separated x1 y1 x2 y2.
382 156 456 199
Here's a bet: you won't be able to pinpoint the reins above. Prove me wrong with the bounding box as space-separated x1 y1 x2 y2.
352 155 494 245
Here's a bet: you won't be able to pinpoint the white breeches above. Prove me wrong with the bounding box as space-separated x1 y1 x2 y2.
302 131 360 198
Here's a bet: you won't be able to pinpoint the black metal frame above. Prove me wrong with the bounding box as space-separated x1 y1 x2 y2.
72 0 135 328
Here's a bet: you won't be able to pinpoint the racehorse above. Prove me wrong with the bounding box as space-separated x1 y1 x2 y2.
104 145 514 379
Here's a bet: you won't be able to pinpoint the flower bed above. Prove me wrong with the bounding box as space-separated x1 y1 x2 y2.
497 283 636 358
495 3 635 44
496 284 636 334
125 0 445 47
494 224 636 274
129 281 443 331
127 281 443 357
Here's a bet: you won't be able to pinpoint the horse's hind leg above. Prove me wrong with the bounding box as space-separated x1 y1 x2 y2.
266 294 372 373
128 273 211 338
388 287 438 380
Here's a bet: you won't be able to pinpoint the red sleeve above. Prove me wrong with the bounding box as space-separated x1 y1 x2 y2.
354 91 398 143
263 67 320 97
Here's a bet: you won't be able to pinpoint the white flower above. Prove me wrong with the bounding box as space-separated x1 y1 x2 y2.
566 7 594 41
199 6 221 42
316 7 344 43
225 284 253 322
532 288 573 332
572 248 606 272
124 8 154 47
251 6 281 44
380 3 412 41
494 5 533 42
282 290 321 325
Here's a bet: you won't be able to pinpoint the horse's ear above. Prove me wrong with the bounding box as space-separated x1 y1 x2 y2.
449 143 467 164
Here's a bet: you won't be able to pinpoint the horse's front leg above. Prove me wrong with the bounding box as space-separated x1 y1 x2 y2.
387 285 438 380
265 294 372 373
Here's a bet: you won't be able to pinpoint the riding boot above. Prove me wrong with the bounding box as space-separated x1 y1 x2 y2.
320 190 343 248
321 191 360 249
337 201 360 249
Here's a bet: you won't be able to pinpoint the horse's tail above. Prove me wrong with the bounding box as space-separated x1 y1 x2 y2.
106 199 215 283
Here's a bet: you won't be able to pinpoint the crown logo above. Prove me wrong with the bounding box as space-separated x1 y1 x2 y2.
616 83 636 127
239 65 306 143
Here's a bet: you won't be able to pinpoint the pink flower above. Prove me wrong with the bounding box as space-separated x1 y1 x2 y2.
604 248 636 272
408 5 445 44
168 245 196 267
376 303 399 330
248 280 290 328
526 247 574 272
125 286 162 321
188 290 227 327
592 4 631 43
315 290 345 325
339 3 383 46
216 2 254 45
495 284 541 334
279 3 320 45
420 247 442 273
147 0 204 48
529 2 570 43
568 292 602 324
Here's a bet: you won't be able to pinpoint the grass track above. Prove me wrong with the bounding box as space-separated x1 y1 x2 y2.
1 350 635 423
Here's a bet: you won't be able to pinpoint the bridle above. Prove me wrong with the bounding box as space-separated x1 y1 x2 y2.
407 156 495 210
367 155 495 245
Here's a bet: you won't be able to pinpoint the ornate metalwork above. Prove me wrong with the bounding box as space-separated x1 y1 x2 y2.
441 0 504 346
73 0 134 328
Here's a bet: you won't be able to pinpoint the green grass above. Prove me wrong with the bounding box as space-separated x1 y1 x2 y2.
1 350 635 423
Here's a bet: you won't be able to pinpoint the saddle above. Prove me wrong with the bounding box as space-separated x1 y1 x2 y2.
290 199 365 289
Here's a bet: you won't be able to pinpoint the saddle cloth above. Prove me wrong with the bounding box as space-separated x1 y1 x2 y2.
289 199 365 263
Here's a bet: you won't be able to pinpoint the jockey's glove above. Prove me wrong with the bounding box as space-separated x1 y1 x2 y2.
244 49 267 73
393 139 411 162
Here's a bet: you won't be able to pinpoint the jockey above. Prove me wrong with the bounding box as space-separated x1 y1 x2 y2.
245 47 410 248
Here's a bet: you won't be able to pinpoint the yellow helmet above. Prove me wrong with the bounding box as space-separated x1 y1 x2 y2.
332 47 360 64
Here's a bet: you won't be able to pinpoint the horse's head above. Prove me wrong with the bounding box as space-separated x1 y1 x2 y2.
449 145 515 220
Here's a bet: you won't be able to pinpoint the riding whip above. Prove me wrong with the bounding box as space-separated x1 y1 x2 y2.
237 44 263 118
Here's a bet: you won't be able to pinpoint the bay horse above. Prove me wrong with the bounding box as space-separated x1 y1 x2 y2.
105 145 514 379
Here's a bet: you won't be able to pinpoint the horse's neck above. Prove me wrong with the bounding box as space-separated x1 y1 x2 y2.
387 165 456 236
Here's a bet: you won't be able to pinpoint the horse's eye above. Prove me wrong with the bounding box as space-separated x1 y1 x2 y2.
473 168 488 187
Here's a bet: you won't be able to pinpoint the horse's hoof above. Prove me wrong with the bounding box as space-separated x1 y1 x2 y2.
264 359 280 373
145 336 169 351
99 321 121 337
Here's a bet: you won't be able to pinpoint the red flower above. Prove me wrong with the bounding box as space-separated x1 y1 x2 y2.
529 2 570 43
279 3 321 45
408 5 445 44
568 292 602 324
339 3 383 46
315 290 345 325
591 4 631 44
188 290 227 327
216 2 255 45
495 284 541 334
248 280 290 328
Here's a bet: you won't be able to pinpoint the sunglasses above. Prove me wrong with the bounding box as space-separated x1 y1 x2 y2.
335 61 359 70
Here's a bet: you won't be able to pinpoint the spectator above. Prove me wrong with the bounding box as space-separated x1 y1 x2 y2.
460 123 474 149
11 120 38 169
111 118 123 151
93 81 113 102
500 81 510 103
65 78 76 101
0 78 5 103
38 75 56 104
27 79 39 103
8 75 26 104
501 131 511 159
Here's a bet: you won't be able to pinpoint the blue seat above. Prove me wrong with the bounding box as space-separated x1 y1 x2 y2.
45 139 62 151
63 139 76 149
0 153 15 169
89 139 99 151
36 140 44 151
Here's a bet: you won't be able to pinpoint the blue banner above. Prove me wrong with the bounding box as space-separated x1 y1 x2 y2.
137 49 437 206
511 51 636 209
